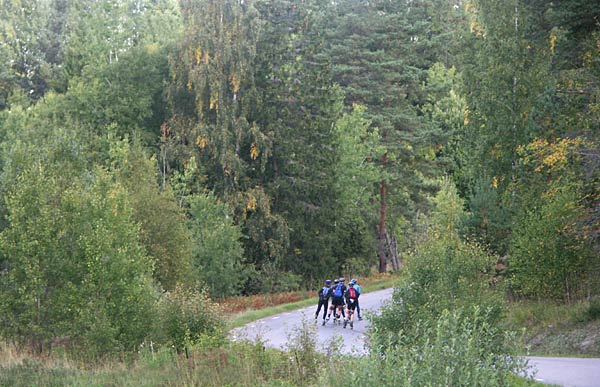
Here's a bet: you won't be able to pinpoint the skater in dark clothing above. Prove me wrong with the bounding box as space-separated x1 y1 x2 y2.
339 277 347 319
326 279 346 324
343 281 359 329
315 279 332 323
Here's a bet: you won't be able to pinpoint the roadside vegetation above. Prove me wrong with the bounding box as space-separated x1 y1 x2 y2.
0 179 556 387
504 299 600 357
0 320 545 387
0 0 598 386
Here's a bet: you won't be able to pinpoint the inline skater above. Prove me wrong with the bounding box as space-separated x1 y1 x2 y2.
315 279 332 324
338 277 348 320
339 277 347 319
326 279 345 324
351 278 363 320
343 281 359 329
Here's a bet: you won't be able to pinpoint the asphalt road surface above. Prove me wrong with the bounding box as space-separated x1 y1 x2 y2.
526 357 600 387
231 288 600 387
231 287 394 355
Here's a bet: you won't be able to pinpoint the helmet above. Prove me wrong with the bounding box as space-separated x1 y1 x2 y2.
334 279 339 284
325 279 332 285
339 277 346 283
351 278 357 284
349 282 354 286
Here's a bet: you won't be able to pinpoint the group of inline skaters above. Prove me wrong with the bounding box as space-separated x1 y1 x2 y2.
315 277 362 330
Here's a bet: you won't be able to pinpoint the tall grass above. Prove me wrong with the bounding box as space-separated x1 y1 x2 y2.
0 320 328 387
1 318 548 387
504 300 590 332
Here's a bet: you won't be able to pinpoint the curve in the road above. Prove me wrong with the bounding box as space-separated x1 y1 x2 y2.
231 287 600 387
231 287 394 355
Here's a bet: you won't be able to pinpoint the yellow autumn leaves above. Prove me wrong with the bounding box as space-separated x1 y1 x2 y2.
194 47 210 65
196 134 260 161
519 137 586 173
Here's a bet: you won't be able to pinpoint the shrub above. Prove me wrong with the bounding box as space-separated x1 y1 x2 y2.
367 178 518 384
187 193 249 298
348 307 529 387
285 319 319 385
370 231 502 350
509 185 593 301
154 285 224 351
0 164 157 358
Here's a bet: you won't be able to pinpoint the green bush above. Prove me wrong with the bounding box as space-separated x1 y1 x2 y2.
509 185 593 301
154 285 225 351
366 178 522 385
187 193 249 298
345 307 529 387
0 163 157 358
370 222 502 350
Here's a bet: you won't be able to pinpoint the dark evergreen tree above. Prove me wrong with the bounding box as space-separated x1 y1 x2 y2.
319 0 453 271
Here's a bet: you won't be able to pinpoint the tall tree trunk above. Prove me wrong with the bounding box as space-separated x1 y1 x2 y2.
378 154 388 273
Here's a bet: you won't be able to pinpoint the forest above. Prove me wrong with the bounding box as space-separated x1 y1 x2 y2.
0 0 599 378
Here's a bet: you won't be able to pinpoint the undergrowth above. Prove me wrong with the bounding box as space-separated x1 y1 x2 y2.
503 300 600 356
0 325 545 387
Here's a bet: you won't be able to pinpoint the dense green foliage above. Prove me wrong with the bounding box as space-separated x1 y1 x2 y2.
347 308 528 387
0 0 598 363
371 180 501 343
367 178 527 385
457 0 600 300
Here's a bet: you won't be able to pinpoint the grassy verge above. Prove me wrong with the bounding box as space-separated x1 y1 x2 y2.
227 273 401 328
229 297 317 328
502 300 600 357
0 331 549 387
0 341 312 387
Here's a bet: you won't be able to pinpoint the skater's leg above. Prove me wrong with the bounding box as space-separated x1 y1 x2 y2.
322 300 329 319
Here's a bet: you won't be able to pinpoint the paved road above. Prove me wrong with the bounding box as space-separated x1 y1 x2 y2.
231 287 394 355
526 357 600 387
231 288 600 386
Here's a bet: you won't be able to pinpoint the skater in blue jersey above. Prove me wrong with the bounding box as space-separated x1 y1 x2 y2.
315 280 332 324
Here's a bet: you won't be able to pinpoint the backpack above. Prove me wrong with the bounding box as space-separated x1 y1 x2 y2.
348 287 357 299
333 283 343 297
321 286 331 300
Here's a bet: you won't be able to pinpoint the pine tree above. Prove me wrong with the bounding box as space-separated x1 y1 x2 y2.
320 0 450 271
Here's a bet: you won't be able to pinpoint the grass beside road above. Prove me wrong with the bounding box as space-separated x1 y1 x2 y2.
502 299 600 357
226 273 401 328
